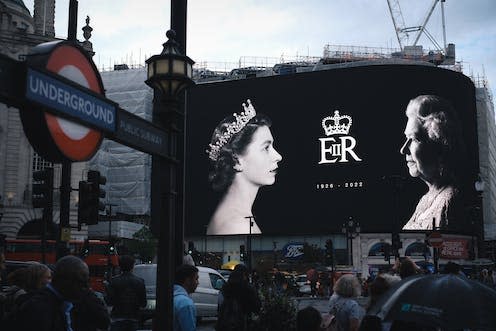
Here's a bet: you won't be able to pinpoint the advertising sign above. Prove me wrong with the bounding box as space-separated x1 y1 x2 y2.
185 64 478 236
282 243 305 260
439 238 469 259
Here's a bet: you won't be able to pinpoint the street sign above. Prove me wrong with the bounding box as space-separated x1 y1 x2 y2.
1 43 169 159
26 67 116 132
110 109 169 158
428 231 443 248
20 41 108 162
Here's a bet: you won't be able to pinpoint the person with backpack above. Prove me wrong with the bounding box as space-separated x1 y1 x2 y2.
174 264 199 331
216 264 261 331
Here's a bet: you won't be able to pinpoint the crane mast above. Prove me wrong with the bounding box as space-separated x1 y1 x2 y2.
386 0 448 54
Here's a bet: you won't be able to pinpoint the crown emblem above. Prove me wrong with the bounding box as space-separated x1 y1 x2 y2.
207 99 257 161
322 110 352 136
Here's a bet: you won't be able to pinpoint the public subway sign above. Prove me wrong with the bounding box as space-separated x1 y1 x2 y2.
26 67 116 132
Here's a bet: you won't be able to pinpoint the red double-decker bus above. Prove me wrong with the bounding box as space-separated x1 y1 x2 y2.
4 239 118 293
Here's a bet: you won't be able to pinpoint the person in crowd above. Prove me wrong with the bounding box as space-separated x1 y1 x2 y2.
307 266 318 298
25 263 52 291
173 264 199 331
328 274 365 331
480 268 494 287
217 264 261 331
106 255 146 331
206 99 282 235
13 255 90 331
442 261 466 277
72 289 110 331
1 263 53 326
400 95 466 231
296 306 322 331
392 257 420 279
273 270 288 295
359 273 401 331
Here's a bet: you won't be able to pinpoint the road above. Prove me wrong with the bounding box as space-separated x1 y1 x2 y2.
138 296 369 331
196 296 350 331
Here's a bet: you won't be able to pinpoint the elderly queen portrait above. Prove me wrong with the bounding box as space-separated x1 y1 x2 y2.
400 95 466 230
205 99 282 235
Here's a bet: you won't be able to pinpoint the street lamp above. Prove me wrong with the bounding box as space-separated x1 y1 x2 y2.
472 175 485 260
245 216 254 271
146 30 194 99
145 29 195 331
341 217 360 267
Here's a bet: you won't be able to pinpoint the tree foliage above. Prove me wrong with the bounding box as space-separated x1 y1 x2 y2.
127 226 157 262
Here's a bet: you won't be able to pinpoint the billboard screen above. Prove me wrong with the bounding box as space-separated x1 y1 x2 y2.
185 64 478 236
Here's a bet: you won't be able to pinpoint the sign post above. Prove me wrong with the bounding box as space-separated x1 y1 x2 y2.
428 231 443 273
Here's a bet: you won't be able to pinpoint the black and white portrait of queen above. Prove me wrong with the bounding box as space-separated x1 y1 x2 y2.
206 99 282 235
400 95 465 230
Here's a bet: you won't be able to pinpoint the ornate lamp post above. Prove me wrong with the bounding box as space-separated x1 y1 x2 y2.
145 29 194 331
473 175 485 260
342 217 360 267
146 30 194 99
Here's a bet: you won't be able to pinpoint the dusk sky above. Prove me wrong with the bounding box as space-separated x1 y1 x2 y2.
23 0 496 99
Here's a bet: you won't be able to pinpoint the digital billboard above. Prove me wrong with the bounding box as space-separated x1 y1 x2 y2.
185 64 478 236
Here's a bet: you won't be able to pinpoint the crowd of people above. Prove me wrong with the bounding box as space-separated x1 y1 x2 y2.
1 249 496 331
0 252 146 331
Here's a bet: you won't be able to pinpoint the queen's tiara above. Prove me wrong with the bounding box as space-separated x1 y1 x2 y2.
207 99 257 161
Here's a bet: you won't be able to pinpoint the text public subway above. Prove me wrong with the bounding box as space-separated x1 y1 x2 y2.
27 71 115 128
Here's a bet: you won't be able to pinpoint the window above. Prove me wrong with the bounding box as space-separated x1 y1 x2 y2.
32 152 53 172
209 273 225 290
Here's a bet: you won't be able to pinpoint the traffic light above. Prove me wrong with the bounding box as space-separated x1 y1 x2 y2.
32 168 53 208
384 244 391 261
240 244 246 261
78 180 93 226
88 170 106 211
392 233 402 250
325 239 334 265
78 170 106 226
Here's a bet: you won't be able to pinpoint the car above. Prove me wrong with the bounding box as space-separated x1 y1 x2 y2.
295 274 311 295
133 264 226 322
218 269 232 281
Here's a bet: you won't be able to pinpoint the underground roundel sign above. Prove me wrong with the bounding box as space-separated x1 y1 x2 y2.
21 41 115 162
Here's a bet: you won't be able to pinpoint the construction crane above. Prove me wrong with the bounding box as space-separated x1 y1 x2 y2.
386 0 447 54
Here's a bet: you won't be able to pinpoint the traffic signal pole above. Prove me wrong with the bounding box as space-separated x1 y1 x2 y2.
33 168 54 264
57 162 72 260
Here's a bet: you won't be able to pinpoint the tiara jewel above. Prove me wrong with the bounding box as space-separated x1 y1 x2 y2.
207 99 257 161
322 110 352 136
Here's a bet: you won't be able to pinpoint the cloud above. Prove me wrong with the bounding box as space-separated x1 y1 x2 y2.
21 0 496 98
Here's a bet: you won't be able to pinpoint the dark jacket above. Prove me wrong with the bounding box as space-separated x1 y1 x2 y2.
221 282 260 315
72 289 110 331
12 287 68 331
217 281 261 331
106 271 146 319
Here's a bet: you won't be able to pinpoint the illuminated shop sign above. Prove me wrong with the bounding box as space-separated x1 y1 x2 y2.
282 243 304 260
